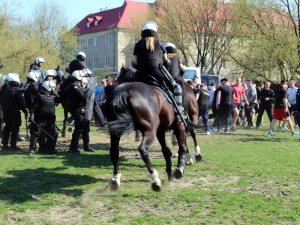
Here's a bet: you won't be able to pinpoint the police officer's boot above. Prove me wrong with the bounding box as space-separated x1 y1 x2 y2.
82 131 95 152
69 130 81 153
173 83 187 121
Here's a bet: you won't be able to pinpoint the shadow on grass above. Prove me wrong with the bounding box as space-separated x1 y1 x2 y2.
0 167 101 204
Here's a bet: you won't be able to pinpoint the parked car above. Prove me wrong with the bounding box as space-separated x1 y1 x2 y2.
183 67 220 85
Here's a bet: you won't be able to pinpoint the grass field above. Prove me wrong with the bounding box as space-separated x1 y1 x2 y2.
0 107 299 224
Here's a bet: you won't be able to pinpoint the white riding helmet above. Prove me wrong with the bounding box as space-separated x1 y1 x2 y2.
27 71 39 82
72 70 83 81
43 69 57 80
141 21 158 38
76 51 86 61
7 73 20 84
35 57 45 64
41 80 52 92
164 42 176 53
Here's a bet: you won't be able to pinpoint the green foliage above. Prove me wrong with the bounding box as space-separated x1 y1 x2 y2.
0 0 78 78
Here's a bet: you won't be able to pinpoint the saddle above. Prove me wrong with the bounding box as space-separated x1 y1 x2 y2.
142 75 173 104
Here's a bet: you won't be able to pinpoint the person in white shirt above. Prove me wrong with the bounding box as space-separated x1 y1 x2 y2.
287 79 298 127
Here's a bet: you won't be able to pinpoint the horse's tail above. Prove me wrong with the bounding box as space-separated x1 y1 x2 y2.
108 87 134 136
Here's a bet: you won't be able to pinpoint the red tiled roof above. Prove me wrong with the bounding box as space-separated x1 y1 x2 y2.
75 0 150 35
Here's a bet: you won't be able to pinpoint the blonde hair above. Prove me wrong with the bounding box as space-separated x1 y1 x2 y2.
145 37 155 52
167 53 176 59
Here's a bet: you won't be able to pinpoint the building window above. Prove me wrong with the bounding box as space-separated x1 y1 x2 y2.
86 22 90 28
93 58 98 67
94 20 98 26
105 57 110 66
105 35 110 46
225 21 231 31
93 37 97 47
82 39 88 49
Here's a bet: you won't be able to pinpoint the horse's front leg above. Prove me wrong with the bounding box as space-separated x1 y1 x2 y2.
139 130 161 192
173 121 187 179
109 133 121 191
157 131 173 181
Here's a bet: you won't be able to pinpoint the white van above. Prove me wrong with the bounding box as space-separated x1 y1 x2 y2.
183 67 201 84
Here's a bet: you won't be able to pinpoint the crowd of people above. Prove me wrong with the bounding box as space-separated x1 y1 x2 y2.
0 52 111 154
0 20 299 156
194 77 300 138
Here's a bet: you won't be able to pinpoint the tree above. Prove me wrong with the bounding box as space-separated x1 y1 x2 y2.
0 0 78 77
151 0 236 74
228 0 299 81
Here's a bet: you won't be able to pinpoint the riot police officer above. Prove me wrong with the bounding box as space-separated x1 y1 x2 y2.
29 80 58 154
24 71 39 110
29 57 44 76
68 70 95 153
1 73 28 150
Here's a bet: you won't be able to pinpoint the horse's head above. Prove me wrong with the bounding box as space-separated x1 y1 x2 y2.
117 64 136 84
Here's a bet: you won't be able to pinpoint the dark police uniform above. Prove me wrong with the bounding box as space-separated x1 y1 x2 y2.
133 38 166 83
68 82 93 153
295 88 300 126
1 83 28 149
29 91 58 154
24 82 39 110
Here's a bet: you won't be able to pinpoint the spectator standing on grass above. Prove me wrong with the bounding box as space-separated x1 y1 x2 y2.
231 77 249 131
96 79 106 106
256 81 274 129
196 84 210 134
267 80 297 137
287 79 298 128
245 80 257 128
216 78 234 133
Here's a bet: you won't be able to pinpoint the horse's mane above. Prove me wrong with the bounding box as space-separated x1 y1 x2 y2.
117 66 136 84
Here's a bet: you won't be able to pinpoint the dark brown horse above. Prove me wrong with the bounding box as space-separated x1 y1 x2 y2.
107 67 198 191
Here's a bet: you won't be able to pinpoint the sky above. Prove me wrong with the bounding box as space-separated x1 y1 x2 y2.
15 0 155 27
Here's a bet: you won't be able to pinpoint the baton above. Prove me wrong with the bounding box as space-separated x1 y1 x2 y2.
30 120 54 140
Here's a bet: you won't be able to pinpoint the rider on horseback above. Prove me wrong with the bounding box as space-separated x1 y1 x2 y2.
164 42 188 114
132 21 186 121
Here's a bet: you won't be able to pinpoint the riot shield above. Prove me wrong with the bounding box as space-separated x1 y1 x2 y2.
85 76 97 120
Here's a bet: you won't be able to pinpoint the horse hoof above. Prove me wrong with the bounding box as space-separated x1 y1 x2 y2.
68 127 73 133
195 153 203 162
62 133 66 138
150 169 161 191
173 168 183 179
109 173 121 191
109 180 119 191
151 183 161 192
167 172 174 181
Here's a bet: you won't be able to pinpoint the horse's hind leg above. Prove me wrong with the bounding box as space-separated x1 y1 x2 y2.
109 133 122 191
189 127 202 162
157 131 173 181
173 122 187 179
139 131 161 192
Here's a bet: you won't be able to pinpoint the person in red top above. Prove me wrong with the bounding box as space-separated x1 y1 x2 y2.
231 77 249 130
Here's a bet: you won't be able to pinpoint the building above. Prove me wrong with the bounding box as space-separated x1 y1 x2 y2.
74 0 150 74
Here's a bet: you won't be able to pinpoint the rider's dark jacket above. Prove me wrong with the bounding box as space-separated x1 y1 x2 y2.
133 38 166 83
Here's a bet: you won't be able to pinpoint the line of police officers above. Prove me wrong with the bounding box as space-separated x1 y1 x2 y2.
0 52 99 154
